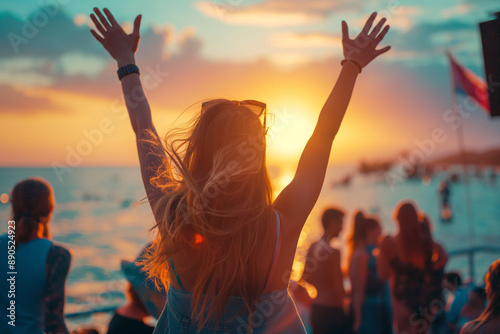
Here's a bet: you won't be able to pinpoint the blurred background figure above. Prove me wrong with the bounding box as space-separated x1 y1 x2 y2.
0 178 71 334
302 208 346 334
348 211 392 334
379 202 448 334
107 244 167 334
439 180 452 222
461 259 500 334
454 287 487 333
444 272 471 333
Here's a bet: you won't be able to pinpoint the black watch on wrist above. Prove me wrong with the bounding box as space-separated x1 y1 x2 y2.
117 64 140 80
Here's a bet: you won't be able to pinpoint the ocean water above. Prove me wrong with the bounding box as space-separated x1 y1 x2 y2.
0 166 499 332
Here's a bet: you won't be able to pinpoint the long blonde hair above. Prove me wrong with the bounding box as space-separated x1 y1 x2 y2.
140 99 275 328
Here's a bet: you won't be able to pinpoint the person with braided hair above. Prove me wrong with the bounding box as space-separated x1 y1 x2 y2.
0 178 71 334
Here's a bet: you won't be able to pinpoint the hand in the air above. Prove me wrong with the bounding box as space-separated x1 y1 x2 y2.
342 12 391 69
90 8 141 64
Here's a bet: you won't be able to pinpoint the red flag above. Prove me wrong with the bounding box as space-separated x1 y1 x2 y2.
447 52 490 114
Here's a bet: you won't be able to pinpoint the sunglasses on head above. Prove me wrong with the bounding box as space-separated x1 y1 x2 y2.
202 100 268 133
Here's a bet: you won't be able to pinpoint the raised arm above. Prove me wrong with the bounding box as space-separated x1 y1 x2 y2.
273 12 390 233
90 8 165 211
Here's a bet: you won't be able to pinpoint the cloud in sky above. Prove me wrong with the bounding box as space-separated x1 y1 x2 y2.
0 84 60 113
0 9 101 58
270 32 342 49
195 0 359 26
389 19 480 63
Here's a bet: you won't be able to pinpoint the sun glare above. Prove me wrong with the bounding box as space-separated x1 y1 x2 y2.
267 106 314 158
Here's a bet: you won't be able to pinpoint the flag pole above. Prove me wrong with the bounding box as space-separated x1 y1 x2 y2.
447 52 476 281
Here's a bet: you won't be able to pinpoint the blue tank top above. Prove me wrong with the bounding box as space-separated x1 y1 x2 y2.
365 244 386 297
0 235 53 334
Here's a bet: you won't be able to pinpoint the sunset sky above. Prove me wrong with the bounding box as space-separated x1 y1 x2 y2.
1 0 499 169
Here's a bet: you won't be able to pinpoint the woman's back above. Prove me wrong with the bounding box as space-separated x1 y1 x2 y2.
156 210 306 333
156 286 305 334
168 210 282 294
0 235 53 334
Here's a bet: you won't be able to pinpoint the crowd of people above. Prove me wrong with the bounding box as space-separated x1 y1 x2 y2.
301 203 451 334
1 7 500 334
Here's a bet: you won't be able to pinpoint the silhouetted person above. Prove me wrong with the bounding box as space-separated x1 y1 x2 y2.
107 244 166 334
379 202 448 334
439 180 452 221
445 272 471 333
0 178 71 334
461 259 500 333
302 208 346 334
348 211 392 334
89 6 390 332
455 288 487 333
107 284 155 334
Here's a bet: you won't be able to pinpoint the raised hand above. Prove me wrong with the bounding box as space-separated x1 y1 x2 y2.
90 8 141 66
341 12 391 69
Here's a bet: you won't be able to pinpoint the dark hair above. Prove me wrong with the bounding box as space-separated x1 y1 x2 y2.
420 216 434 271
394 201 431 267
444 272 463 288
348 211 380 262
11 178 54 244
472 287 487 301
350 211 380 246
321 207 345 231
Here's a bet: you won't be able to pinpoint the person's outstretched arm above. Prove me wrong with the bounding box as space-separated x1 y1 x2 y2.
89 8 164 212
273 12 390 233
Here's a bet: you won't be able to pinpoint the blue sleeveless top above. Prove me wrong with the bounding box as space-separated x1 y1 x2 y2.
154 211 306 333
0 235 53 334
365 244 386 297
